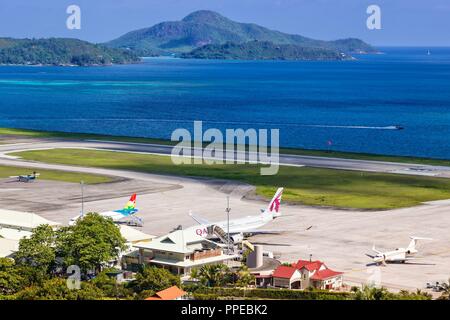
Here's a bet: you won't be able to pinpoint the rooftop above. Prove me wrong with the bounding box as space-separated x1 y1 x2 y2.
310 269 343 281
145 286 186 300
294 259 324 271
148 252 238 268
0 227 32 240
134 229 220 254
119 225 155 244
0 209 59 230
272 265 298 279
0 238 19 258
292 258 343 281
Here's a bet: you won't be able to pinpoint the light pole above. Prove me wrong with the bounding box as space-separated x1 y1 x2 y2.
226 196 231 254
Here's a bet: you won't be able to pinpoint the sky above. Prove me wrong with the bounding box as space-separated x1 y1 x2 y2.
0 0 449 46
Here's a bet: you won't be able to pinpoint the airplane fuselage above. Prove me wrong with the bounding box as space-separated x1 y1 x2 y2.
69 209 137 225
377 250 408 263
374 247 418 264
187 213 273 238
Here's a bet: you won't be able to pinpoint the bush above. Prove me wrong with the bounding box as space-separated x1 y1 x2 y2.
130 266 180 294
185 286 353 300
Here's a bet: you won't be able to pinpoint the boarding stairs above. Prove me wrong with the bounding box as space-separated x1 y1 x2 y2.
209 225 232 245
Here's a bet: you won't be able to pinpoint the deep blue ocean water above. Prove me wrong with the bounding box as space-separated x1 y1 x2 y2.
0 47 450 159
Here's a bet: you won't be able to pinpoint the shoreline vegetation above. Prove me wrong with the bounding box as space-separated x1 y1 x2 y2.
0 38 140 67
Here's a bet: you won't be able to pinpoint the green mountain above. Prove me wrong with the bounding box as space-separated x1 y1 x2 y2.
0 38 141 66
106 10 377 57
182 40 353 61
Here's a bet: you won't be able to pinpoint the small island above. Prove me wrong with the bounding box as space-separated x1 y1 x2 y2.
181 40 353 61
0 38 141 66
107 10 378 61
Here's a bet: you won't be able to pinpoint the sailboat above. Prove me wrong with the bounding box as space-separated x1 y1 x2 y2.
427 49 431 56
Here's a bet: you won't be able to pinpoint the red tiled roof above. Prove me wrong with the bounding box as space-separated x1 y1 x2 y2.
310 269 343 281
145 286 186 300
294 259 324 271
272 266 298 279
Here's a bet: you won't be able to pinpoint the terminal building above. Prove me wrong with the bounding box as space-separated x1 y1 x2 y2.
0 209 156 260
130 229 238 276
0 209 60 258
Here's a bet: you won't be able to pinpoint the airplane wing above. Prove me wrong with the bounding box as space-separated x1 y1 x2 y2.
100 211 131 222
188 211 210 225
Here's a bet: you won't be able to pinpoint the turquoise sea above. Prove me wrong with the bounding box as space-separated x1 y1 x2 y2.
0 47 450 159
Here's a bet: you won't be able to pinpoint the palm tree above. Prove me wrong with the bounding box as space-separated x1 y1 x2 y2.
189 267 199 280
354 285 391 300
439 278 450 300
236 266 255 288
198 264 230 287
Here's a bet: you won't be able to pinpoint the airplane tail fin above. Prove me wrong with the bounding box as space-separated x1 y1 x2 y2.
264 187 284 218
188 211 210 225
372 244 381 255
407 236 432 252
123 194 137 212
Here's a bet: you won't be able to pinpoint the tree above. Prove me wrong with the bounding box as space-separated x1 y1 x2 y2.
91 269 132 299
397 289 431 300
197 264 231 287
190 267 200 281
235 266 255 288
0 258 27 296
15 277 104 300
56 213 126 274
15 224 56 274
353 285 431 300
354 285 391 300
438 278 450 300
132 266 180 294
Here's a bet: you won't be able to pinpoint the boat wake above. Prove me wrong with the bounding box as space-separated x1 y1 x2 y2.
0 118 404 130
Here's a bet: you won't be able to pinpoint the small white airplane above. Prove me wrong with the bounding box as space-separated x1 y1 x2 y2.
186 187 284 243
69 193 139 226
367 236 432 265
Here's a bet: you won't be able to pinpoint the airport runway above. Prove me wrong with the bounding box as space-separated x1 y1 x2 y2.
2 138 450 177
1 138 450 293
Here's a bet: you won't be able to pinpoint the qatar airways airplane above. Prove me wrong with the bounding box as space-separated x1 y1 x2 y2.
186 188 283 243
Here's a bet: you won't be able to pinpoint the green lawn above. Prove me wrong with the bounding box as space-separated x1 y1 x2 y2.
0 165 114 184
3 127 450 167
11 148 450 210
0 127 173 145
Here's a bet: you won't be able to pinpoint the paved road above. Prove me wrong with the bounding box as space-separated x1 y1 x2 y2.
2 138 450 178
